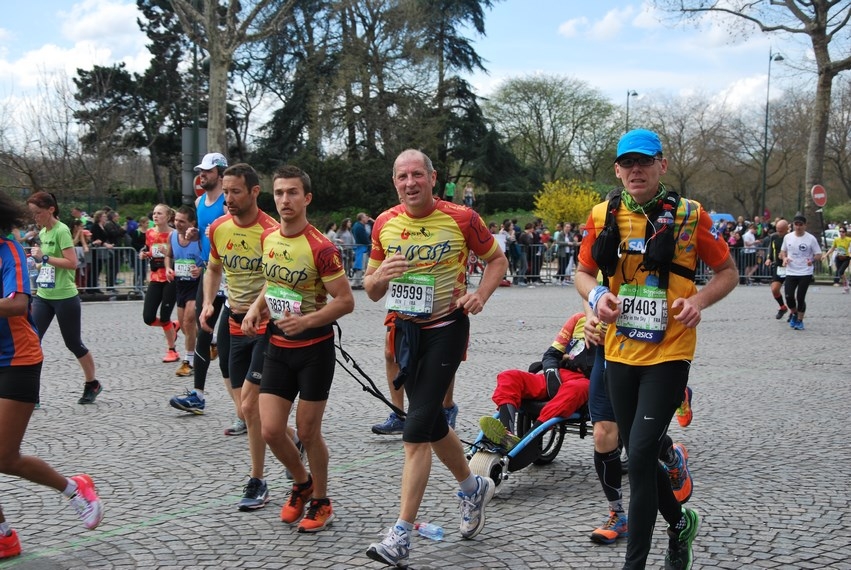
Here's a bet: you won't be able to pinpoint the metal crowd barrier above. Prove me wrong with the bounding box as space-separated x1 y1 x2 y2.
26 246 146 297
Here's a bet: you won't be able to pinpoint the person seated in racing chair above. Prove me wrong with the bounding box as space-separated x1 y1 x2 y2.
479 312 593 450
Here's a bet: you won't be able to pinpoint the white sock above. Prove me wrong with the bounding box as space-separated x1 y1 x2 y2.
194 389 204 399
62 478 78 498
0 521 12 536
395 519 413 533
186 352 194 366
459 474 478 495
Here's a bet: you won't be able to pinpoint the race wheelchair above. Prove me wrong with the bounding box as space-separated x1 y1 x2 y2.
466 361 591 492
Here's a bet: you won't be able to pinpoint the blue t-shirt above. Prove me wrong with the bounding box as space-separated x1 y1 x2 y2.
196 193 226 262
170 232 205 280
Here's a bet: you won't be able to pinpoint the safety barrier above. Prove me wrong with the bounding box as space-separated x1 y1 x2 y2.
26 246 146 297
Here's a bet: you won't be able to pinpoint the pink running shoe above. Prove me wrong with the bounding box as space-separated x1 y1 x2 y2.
68 474 104 530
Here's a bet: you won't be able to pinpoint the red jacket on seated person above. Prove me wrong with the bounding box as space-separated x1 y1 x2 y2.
490 312 592 427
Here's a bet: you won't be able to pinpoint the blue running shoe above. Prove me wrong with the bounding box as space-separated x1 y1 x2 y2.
590 510 628 544
793 319 805 330
169 389 205 414
789 314 798 328
371 412 404 435
367 525 410 568
238 477 270 511
444 403 459 429
458 475 495 539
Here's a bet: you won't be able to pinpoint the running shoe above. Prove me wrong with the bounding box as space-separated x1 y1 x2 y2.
298 498 334 533
68 474 104 530
479 416 520 451
0 529 21 559
210 343 218 361
238 477 270 511
371 412 405 435
458 475 495 539
444 403 459 429
284 439 306 479
224 418 247 436
169 389 205 414
175 360 193 377
366 525 410 568
78 381 103 405
665 443 693 504
775 305 788 320
675 387 693 428
281 480 313 524
664 507 700 570
793 319 806 331
789 313 798 328
162 349 180 363
590 510 628 544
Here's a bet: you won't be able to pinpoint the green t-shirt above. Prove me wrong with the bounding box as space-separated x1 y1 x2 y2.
36 221 78 300
445 181 456 198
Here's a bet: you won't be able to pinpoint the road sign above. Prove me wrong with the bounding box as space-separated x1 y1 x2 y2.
811 184 827 207
194 174 204 197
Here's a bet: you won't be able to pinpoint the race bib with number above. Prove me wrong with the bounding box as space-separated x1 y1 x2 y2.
150 243 168 258
615 283 667 343
385 274 435 317
776 266 787 278
174 259 196 280
36 264 56 289
265 286 303 320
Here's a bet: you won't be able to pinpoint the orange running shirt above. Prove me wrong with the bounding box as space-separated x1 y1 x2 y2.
578 197 730 365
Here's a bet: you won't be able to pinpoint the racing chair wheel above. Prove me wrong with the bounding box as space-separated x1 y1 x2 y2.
533 423 566 465
469 451 505 494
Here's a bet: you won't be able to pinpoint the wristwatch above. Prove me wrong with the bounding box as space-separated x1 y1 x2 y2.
42 255 49 263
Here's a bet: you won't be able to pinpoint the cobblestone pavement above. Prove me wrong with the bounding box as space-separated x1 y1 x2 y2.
3 283 849 569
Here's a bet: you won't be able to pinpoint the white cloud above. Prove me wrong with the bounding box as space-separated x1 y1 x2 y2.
1 0 149 95
557 17 588 38
589 8 631 41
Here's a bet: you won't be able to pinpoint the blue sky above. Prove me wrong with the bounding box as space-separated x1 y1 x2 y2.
0 1 810 116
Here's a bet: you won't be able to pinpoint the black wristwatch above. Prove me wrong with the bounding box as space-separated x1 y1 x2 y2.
42 255 49 263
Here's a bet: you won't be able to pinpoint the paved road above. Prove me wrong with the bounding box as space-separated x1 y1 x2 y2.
3 283 849 569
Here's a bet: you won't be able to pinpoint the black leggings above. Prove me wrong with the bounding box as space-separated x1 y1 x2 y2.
31 296 89 359
784 274 813 315
142 281 176 326
193 270 229 391
398 312 469 444
606 360 689 569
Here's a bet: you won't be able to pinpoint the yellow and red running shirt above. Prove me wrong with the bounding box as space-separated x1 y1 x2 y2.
368 199 499 324
261 224 345 348
208 211 278 325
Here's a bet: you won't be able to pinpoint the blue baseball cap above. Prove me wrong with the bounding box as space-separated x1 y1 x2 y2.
616 129 663 162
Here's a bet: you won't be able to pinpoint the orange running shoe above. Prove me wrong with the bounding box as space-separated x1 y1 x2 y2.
162 349 180 363
676 387 693 428
298 498 335 533
590 511 628 544
281 481 313 524
210 343 218 361
666 443 693 504
0 529 21 559
175 360 193 377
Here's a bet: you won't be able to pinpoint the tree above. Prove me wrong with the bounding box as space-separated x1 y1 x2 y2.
653 0 851 235
484 75 615 183
533 179 601 229
169 0 296 153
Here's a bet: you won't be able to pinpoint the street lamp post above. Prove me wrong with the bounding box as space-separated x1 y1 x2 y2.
760 50 784 218
625 90 638 132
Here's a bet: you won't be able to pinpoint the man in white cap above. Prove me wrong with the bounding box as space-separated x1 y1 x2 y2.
169 152 246 437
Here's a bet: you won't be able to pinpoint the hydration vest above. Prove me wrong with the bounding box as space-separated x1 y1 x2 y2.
590 189 696 290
